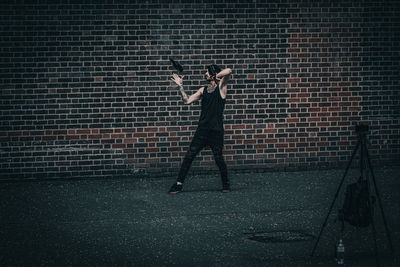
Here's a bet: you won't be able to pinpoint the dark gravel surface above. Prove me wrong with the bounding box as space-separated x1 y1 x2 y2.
1 166 399 266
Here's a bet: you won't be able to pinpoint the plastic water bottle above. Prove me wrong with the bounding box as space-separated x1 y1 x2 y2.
335 239 344 265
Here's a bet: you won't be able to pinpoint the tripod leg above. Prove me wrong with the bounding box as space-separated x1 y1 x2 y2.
310 139 360 257
362 145 381 266
367 182 381 266
365 146 395 254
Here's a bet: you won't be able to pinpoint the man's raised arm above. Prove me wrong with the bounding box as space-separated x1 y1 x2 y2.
171 73 203 105
216 68 232 99
216 68 232 80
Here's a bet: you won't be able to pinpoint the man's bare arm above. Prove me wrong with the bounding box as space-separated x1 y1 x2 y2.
171 73 203 105
179 85 203 105
216 68 232 80
178 84 189 103
216 68 232 99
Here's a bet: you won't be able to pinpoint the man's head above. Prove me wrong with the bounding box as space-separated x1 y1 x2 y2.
205 64 221 81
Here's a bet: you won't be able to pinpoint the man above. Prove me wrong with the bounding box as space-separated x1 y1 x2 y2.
169 64 232 194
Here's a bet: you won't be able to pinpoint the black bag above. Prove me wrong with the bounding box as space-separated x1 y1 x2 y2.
339 177 374 228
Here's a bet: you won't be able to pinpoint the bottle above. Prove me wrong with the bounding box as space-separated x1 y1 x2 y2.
335 239 345 265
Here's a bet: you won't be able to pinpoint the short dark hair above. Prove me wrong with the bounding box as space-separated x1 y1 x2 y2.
207 64 221 76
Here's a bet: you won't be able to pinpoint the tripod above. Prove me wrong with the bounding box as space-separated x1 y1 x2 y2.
310 125 394 266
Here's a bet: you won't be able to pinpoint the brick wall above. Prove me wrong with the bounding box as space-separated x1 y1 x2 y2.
1 0 399 180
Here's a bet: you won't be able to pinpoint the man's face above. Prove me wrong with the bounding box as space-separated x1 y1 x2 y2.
205 70 212 81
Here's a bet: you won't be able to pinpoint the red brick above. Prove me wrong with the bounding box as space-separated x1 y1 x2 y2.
263 129 277 133
111 134 125 138
77 129 91 134
112 144 126 149
89 135 102 139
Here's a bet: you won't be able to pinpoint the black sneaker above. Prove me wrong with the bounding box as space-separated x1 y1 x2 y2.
222 184 230 193
169 183 183 194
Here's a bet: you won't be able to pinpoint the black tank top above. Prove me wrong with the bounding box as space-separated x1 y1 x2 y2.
198 85 226 132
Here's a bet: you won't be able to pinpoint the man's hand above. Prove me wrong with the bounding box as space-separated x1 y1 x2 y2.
171 73 189 103
171 73 184 86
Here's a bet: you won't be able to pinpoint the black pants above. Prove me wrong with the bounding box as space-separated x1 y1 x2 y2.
177 128 228 186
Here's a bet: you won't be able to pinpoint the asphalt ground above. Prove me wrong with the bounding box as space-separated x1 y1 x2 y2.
1 166 399 266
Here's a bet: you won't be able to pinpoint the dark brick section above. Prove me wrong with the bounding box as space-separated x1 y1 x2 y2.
0 1 399 180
